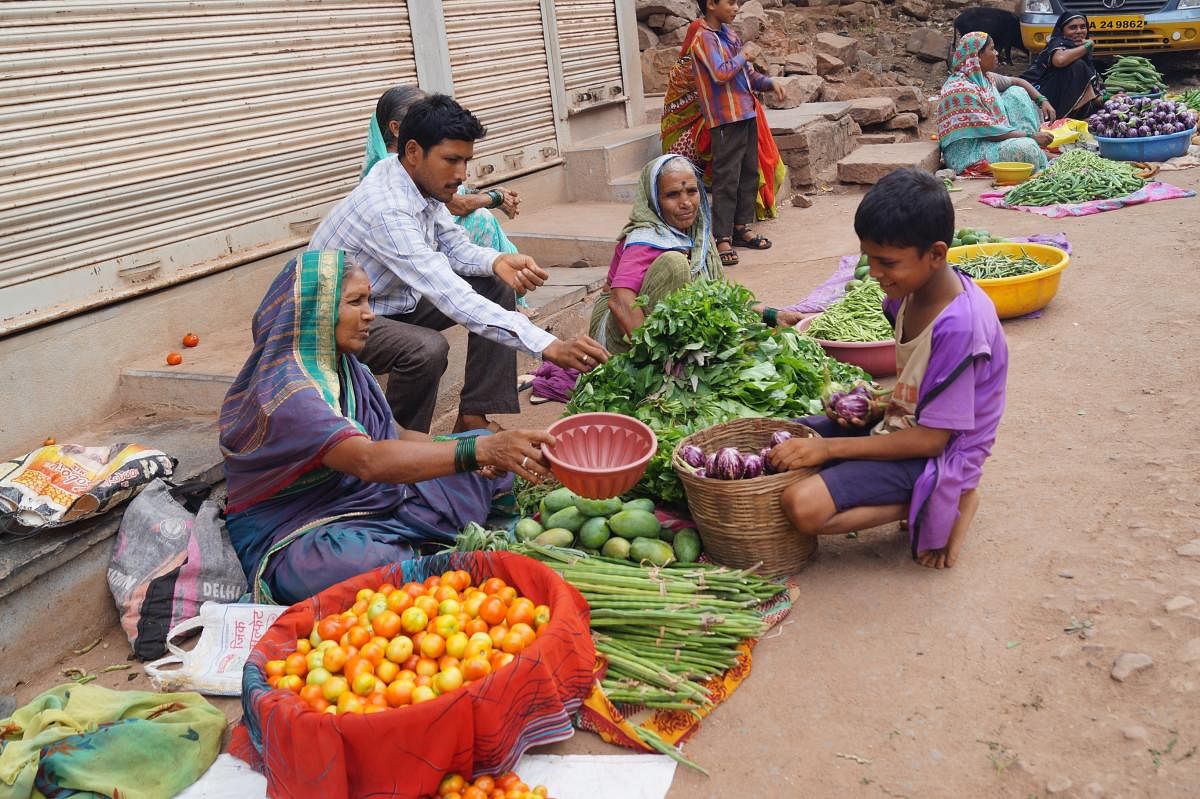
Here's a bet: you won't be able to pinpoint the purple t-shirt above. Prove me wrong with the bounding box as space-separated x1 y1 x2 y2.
606 240 685 292
884 272 1008 555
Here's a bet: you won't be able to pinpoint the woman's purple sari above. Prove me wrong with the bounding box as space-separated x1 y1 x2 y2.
219 251 508 604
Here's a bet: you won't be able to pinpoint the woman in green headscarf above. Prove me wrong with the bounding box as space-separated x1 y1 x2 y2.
588 154 798 354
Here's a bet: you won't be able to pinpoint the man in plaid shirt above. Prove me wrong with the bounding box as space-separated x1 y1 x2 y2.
311 95 607 433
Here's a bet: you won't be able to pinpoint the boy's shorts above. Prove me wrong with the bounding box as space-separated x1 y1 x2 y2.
797 416 928 512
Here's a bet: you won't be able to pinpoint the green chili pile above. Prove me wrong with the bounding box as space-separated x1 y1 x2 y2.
1003 150 1145 207
953 249 1049 280
803 279 892 343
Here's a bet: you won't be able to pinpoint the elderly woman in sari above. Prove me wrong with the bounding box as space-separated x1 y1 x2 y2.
588 154 800 354
938 32 1055 175
219 251 554 604
1021 13 1105 121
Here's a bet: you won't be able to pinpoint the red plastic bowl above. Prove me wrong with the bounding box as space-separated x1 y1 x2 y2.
541 413 658 500
795 315 897 379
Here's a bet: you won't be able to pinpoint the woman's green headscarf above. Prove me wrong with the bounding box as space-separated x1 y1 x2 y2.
621 154 724 281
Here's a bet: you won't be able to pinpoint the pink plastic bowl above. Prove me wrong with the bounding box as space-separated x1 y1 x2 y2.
795 316 897 379
541 413 658 500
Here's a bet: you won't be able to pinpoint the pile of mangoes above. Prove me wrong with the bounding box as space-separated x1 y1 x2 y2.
516 487 701 567
951 228 1004 247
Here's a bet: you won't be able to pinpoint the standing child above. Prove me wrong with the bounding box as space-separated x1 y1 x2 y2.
771 169 1008 569
690 0 786 268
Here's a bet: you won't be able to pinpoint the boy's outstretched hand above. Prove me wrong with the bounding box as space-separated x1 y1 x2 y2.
770 81 787 104
768 437 832 471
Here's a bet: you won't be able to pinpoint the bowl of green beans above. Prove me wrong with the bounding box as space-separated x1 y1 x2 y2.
947 242 1071 319
796 279 897 378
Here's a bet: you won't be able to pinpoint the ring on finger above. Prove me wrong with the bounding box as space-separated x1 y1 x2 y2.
521 455 529 469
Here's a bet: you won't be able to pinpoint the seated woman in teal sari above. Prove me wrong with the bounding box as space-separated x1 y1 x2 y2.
219 251 554 604
937 32 1055 175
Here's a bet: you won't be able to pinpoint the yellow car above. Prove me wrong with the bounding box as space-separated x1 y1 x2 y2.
1020 0 1200 54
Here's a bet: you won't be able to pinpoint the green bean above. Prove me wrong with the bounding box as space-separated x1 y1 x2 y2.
1004 150 1145 207
803 278 892 343
953 248 1049 280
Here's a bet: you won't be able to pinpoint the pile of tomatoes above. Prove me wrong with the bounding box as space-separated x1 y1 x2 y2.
265 570 552 715
429 771 552 799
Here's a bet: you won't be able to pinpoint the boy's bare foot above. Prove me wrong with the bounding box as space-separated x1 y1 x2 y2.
453 414 503 434
916 488 979 570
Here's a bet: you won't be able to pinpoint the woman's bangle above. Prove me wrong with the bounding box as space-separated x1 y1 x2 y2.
1083 40 1094 51
486 190 504 209
762 307 779 327
1036 95 1048 105
454 436 479 473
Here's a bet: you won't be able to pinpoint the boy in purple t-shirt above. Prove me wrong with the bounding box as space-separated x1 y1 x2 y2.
772 169 1008 569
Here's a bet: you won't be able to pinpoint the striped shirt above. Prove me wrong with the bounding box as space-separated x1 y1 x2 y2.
690 22 774 129
310 156 556 354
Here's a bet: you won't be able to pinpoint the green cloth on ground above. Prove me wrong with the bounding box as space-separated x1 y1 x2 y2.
0 683 225 799
943 86 1049 173
589 251 691 354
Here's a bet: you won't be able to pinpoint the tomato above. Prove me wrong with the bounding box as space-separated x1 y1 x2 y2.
433 666 464 696
346 625 371 649
424 575 441 590
299 684 324 705
367 691 389 709
385 679 414 707
403 581 425 598
343 656 374 682
478 596 507 627
468 631 493 651
463 787 488 799
445 632 469 660
385 636 414 664
506 599 535 628
182 333 200 348
532 605 551 627
284 653 308 676
481 577 507 596
363 704 387 714
304 650 325 673
264 659 287 678
495 772 520 790
434 614 460 639
509 623 536 649
277 674 304 693
267 675 281 689
415 657 439 678
419 633 446 660
374 660 400 684
532 787 548 797
464 618 489 637
337 692 366 714
366 596 389 623
351 599 369 617
488 625 509 648
358 642 385 666
439 774 466 796
305 667 331 687
165 352 183 366
500 631 525 655
355 588 374 603
463 593 485 619
403 654 420 672
42 436 56 447
414 674 432 688
473 776 495 792
411 685 437 704
462 656 491 682
400 607 429 635
438 598 462 617
491 652 514 671
321 645 348 674
437 655 461 673
414 595 440 618
309 697 331 713
387 590 413 614
316 616 345 642
322 675 349 702
351 672 377 696
496 586 518 605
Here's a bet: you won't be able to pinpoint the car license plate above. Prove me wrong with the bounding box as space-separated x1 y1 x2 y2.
1091 16 1145 31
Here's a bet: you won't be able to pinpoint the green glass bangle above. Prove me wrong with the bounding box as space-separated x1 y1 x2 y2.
762 307 779 327
487 190 504 209
454 436 479 473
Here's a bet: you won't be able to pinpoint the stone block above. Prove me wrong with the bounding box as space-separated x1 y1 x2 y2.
814 32 859 67
818 85 930 118
765 75 826 108
777 115 859 188
647 13 667 28
905 28 951 63
857 133 903 145
732 0 767 42
635 0 696 20
900 0 931 20
885 111 919 130
837 142 942 184
662 14 690 31
638 23 659 50
846 96 897 126
765 101 851 133
659 26 688 46
785 49 818 75
816 53 845 75
640 46 678 94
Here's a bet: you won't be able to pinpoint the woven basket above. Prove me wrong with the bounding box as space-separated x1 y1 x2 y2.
673 418 820 577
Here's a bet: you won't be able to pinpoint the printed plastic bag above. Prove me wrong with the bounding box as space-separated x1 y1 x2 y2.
108 479 247 660
145 602 286 696
0 443 174 532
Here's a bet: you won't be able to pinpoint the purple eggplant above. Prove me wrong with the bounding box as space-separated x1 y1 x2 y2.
741 453 764 480
705 452 718 474
770 430 792 447
830 392 873 425
711 447 745 480
678 444 706 469
694 468 707 478
759 446 778 474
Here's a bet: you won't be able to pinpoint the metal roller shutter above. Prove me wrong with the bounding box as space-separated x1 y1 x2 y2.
0 1 415 334
441 0 561 186
554 0 625 115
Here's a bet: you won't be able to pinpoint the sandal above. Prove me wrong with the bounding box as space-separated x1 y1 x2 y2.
732 226 772 250
716 237 739 267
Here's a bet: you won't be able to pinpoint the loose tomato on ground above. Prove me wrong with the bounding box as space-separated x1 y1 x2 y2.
182 333 200 347
165 352 183 366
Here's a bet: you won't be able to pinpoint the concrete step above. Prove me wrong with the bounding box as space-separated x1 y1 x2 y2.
837 141 942 185
117 264 610 417
505 201 629 269
563 123 661 204
643 94 664 126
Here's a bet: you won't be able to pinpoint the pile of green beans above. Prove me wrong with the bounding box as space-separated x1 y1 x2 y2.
803 278 892 343
953 250 1049 280
1004 150 1145 207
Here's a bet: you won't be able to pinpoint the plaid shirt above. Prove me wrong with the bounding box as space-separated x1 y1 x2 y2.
310 156 556 354
690 22 774 129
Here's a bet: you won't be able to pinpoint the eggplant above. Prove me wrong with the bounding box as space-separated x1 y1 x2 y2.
759 446 778 474
741 453 764 480
829 392 873 426
694 468 707 478
705 452 718 474
678 444 706 469
770 430 792 447
711 447 744 480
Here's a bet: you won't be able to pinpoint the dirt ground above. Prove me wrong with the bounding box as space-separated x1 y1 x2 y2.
17 168 1200 798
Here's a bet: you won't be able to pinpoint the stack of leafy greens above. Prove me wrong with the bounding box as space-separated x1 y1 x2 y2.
565 280 868 505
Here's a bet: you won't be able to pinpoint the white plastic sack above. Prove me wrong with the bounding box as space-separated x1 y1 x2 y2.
144 601 285 696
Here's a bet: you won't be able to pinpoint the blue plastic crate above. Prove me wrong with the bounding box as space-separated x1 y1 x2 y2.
1094 127 1194 162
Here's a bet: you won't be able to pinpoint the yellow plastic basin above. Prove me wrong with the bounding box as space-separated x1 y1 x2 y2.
947 242 1071 319
990 161 1035 185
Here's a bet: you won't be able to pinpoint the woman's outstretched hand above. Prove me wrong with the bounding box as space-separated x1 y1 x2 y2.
476 430 557 483
1034 130 1054 148
1039 100 1056 123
